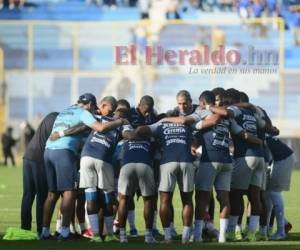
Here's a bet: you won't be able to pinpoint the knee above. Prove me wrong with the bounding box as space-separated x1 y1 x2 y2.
47 192 59 203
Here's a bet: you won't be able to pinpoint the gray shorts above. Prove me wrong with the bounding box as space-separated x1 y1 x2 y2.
267 154 295 192
118 163 155 197
195 162 232 192
159 162 195 193
231 156 265 190
79 156 114 192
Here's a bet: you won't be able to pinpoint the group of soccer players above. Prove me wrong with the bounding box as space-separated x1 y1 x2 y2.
21 87 295 244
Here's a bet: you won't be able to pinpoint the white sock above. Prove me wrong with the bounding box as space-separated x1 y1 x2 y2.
271 192 285 235
219 218 228 242
182 226 190 241
42 227 50 237
56 219 61 233
127 210 136 230
104 216 114 235
79 223 86 233
248 215 260 233
70 224 76 234
61 226 70 238
120 228 126 241
153 211 158 230
88 214 99 236
164 227 172 241
194 220 204 241
145 229 153 241
235 224 242 232
228 216 238 232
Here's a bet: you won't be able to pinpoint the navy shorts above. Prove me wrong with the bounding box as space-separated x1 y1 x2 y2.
44 149 77 192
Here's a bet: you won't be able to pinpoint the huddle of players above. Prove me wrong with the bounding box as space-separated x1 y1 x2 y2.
39 87 295 244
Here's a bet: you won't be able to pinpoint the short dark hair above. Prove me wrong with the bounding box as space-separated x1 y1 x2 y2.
115 108 130 120
176 90 192 102
117 99 130 110
199 90 215 105
140 95 154 108
157 113 167 120
226 88 240 104
101 96 117 110
212 87 225 97
239 91 249 103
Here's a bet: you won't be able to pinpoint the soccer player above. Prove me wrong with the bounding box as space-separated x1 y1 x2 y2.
21 112 58 235
117 138 157 243
79 108 131 242
266 136 295 240
134 120 195 244
166 90 198 117
165 90 197 237
40 93 126 240
127 95 158 237
209 89 265 242
192 91 263 243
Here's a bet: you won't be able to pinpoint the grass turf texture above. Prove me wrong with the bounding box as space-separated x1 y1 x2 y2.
1 165 300 249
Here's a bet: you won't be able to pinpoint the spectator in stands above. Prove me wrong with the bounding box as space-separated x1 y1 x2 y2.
166 0 181 19
250 0 268 38
236 0 251 19
140 0 150 19
0 0 25 10
1 127 17 166
290 5 300 46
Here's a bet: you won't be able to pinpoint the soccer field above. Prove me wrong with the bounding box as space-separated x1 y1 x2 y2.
0 165 300 250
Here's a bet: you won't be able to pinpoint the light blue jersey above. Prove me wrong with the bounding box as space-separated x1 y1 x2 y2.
46 105 96 154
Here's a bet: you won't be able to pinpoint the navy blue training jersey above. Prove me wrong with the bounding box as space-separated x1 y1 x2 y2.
229 107 264 158
266 137 293 161
149 122 194 164
130 107 157 129
193 109 243 163
121 140 154 167
81 115 131 163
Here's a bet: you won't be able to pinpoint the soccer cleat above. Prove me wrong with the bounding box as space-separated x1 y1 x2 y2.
90 235 103 242
193 237 203 243
256 231 268 241
161 239 172 244
269 232 286 241
235 229 243 241
56 234 73 241
120 237 128 243
285 222 292 234
226 231 236 242
82 228 94 238
244 232 256 242
105 234 119 242
267 227 273 237
152 228 162 238
171 227 178 237
218 236 226 243
39 234 55 240
129 228 138 237
145 237 159 244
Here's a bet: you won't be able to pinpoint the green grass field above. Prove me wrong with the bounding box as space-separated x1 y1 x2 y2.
0 165 300 250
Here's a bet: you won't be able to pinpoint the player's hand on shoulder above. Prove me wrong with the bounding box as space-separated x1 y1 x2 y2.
49 132 60 141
